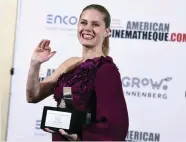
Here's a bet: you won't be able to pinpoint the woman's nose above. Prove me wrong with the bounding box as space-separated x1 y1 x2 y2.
84 24 92 31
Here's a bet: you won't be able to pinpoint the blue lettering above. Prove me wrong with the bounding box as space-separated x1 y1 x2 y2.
54 15 63 24
63 16 68 24
46 14 53 24
46 14 78 25
69 16 77 25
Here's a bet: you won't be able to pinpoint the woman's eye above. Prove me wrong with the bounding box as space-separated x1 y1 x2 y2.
81 21 86 25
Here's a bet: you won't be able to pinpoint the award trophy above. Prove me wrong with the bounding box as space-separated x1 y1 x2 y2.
40 87 90 133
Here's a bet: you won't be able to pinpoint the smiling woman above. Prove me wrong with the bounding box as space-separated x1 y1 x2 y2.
26 4 129 141
78 4 111 56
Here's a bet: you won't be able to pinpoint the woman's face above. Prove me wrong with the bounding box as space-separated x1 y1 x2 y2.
77 9 108 48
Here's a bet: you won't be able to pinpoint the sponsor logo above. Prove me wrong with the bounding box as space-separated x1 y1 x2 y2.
122 76 172 99
111 20 186 43
35 119 41 129
44 14 78 34
46 14 78 25
34 119 46 136
125 130 160 142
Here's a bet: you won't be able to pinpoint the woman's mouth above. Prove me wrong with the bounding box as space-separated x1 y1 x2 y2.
81 34 94 40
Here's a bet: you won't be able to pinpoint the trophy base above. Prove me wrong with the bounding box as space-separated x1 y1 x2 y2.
40 106 87 134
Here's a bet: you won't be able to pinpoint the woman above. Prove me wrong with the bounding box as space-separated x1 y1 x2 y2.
26 4 129 141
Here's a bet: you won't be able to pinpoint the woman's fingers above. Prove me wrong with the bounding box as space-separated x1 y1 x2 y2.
37 39 51 52
59 129 78 141
40 39 49 49
37 39 45 47
44 128 55 133
46 40 50 47
45 46 51 52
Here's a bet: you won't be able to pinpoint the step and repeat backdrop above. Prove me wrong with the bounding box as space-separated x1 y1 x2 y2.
7 0 186 141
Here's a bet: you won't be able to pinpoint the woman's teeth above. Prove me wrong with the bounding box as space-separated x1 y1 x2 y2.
82 34 94 40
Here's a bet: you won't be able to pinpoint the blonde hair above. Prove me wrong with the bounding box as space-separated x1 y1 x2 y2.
102 36 109 56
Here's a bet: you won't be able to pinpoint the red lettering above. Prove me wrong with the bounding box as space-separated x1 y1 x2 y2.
171 33 176 42
183 34 186 42
177 33 182 42
171 33 186 42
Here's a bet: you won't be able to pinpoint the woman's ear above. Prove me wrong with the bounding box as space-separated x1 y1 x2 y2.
104 28 111 37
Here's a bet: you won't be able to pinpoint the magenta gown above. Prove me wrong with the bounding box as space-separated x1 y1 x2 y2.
52 56 129 141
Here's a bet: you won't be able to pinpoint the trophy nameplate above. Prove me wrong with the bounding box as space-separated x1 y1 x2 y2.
40 87 89 133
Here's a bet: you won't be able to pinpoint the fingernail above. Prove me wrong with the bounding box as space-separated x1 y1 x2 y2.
59 129 63 134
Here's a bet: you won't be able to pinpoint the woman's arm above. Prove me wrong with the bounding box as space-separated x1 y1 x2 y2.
26 62 66 103
82 63 129 141
26 57 82 103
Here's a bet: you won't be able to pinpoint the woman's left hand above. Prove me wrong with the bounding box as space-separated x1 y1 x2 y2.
59 129 79 141
44 128 79 141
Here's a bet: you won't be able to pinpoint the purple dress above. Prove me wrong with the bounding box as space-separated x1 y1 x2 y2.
52 56 129 141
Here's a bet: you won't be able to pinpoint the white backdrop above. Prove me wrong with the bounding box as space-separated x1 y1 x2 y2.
7 0 186 141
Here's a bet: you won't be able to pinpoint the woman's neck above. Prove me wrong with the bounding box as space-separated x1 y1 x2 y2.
82 51 105 62
82 47 105 62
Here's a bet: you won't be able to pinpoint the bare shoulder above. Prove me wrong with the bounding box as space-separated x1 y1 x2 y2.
42 56 82 83
41 63 65 84
65 56 82 60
